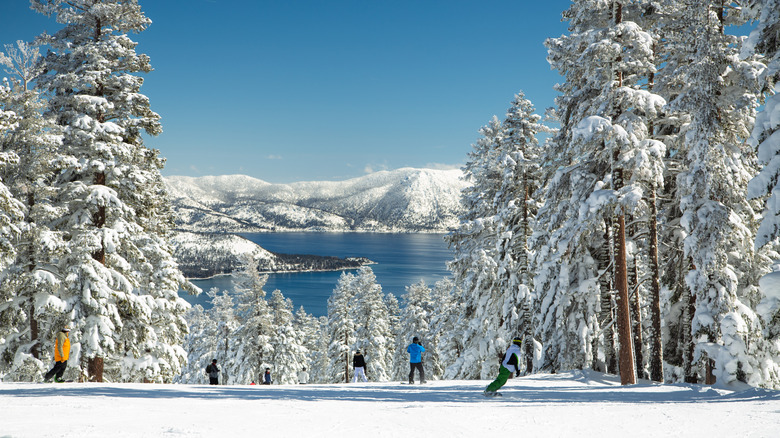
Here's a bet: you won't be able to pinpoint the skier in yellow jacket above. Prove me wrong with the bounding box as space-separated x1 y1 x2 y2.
43 326 71 382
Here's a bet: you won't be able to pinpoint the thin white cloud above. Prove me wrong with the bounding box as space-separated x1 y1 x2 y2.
424 162 463 171
363 163 389 174
266 154 283 160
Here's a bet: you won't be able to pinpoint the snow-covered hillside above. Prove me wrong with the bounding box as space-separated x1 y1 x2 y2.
165 168 468 233
3 371 777 437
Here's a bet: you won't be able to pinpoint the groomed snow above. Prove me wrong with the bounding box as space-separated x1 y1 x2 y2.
2 370 777 437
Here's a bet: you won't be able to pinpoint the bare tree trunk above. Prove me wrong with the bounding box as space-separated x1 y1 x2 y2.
647 186 664 382
518 180 534 374
628 228 645 380
598 219 617 374
30 307 39 360
344 332 349 383
615 214 636 385
88 357 104 382
705 358 716 384
682 278 697 383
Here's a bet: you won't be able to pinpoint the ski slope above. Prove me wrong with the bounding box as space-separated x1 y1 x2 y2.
1 370 777 437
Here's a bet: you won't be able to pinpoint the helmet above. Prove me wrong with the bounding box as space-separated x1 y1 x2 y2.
512 337 523 346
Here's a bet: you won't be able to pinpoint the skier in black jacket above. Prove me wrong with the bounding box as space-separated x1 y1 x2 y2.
353 350 368 382
206 359 220 385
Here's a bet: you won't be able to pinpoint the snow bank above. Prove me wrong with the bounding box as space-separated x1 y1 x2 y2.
2 371 777 437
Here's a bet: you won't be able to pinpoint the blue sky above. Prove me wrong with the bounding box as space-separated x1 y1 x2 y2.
1 0 571 183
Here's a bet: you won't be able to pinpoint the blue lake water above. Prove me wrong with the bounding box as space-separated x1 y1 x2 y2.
183 232 453 317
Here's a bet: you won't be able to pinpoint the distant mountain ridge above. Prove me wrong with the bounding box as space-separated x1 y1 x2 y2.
165 167 468 233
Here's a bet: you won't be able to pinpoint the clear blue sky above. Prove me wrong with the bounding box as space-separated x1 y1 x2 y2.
1 0 570 183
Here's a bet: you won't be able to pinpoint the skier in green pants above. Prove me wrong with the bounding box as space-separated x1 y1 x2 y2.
484 337 523 396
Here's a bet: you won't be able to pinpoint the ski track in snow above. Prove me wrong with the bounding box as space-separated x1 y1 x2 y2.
1 371 778 437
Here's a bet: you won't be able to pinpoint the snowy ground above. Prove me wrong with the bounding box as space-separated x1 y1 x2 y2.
2 370 778 437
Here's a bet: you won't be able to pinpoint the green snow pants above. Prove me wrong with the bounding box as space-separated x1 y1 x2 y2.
486 366 511 392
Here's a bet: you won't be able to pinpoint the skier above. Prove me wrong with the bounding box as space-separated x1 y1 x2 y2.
353 350 368 382
262 368 273 385
206 359 220 385
43 325 71 383
298 367 309 384
406 336 426 384
484 337 523 397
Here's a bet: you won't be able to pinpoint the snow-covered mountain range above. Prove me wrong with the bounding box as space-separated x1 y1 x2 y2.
164 168 468 233
165 168 467 277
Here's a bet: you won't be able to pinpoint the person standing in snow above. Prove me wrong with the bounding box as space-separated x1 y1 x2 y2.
353 350 368 382
298 367 309 384
407 337 426 384
484 337 523 396
262 368 272 385
43 325 71 382
206 359 220 385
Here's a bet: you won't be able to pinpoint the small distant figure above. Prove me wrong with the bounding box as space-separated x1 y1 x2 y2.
250 381 256 385
43 325 71 383
484 337 523 397
206 359 220 385
353 350 368 383
262 368 272 385
407 336 426 384
298 367 310 384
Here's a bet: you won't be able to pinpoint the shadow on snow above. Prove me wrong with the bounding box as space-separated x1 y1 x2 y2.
2 378 778 405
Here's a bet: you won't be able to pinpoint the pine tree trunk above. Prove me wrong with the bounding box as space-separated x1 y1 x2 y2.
647 186 664 382
615 214 636 385
88 356 104 382
598 219 616 374
682 278 697 383
628 233 644 380
30 307 39 360
705 358 716 384
344 331 349 383
519 179 533 374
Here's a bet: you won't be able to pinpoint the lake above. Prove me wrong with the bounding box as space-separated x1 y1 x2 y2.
183 232 453 317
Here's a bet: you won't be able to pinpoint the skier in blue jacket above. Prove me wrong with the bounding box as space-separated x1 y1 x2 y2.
407 336 426 384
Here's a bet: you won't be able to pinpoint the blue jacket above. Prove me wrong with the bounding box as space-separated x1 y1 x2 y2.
407 343 425 363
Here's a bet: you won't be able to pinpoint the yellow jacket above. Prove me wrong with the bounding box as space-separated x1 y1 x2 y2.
55 331 70 362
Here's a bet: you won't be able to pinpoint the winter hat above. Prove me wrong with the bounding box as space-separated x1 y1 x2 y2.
212 359 217 363
512 337 523 346
355 350 361 354
62 326 71 332
412 336 419 343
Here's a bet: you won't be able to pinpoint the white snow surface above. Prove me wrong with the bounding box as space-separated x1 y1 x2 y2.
2 370 777 437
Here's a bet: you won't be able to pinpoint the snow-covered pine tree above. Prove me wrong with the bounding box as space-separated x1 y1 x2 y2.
228 255 273 384
535 0 664 380
658 0 774 386
746 0 780 250
392 280 433 381
445 93 547 379
325 271 356 383
351 266 393 382
175 304 212 384
30 0 192 382
745 0 780 387
268 289 307 384
0 41 67 381
207 288 238 384
0 82 28 376
428 277 460 379
294 306 321 383
493 92 548 374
